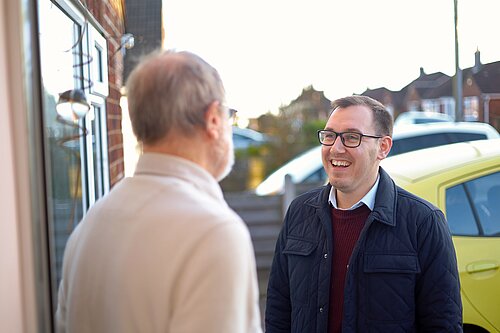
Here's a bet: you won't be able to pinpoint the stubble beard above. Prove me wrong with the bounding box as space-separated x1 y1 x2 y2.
216 132 235 182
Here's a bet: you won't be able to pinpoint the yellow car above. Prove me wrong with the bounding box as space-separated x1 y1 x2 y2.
382 138 500 333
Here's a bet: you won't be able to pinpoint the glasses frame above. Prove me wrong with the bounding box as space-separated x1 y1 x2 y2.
317 129 382 148
228 108 237 126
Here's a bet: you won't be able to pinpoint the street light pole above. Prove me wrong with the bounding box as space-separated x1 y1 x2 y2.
453 0 463 121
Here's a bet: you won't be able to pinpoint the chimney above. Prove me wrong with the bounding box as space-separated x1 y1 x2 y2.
419 67 425 76
473 48 481 73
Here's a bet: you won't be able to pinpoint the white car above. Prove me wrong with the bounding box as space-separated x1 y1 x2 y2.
390 122 499 156
394 111 454 126
255 122 500 196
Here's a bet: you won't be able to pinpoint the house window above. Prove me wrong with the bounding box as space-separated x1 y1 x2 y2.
464 96 479 121
440 97 455 118
422 99 440 113
408 101 420 111
37 0 110 313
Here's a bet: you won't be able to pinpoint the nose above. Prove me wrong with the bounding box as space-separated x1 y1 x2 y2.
330 134 345 152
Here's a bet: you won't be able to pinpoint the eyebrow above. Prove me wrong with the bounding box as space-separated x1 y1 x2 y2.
324 127 363 133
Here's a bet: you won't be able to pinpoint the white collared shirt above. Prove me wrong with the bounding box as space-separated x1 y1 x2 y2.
329 174 380 211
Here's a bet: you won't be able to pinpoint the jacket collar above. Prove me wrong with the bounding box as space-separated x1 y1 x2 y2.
304 167 397 227
371 168 397 226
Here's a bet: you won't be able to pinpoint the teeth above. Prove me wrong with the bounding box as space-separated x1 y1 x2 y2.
332 160 350 167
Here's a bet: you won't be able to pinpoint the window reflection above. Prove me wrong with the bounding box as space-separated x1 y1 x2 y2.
38 0 85 287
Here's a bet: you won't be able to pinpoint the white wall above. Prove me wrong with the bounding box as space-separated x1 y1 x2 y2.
0 0 38 332
0 1 24 330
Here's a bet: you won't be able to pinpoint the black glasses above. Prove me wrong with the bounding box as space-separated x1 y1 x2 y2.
317 129 382 148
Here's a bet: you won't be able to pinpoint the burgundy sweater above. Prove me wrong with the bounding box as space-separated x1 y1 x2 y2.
328 204 371 333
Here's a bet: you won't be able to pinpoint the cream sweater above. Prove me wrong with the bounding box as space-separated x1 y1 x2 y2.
56 153 262 333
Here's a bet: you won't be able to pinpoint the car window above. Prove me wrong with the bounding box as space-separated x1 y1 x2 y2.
445 185 479 236
390 132 487 156
446 171 500 237
465 172 500 236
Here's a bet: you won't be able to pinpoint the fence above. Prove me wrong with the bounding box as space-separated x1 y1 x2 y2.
224 176 324 318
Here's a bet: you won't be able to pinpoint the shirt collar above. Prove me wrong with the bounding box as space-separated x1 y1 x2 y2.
329 174 380 211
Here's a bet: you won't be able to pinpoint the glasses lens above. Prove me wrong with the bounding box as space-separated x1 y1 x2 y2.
319 130 337 145
342 132 362 147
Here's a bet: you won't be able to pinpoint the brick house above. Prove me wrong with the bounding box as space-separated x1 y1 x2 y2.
280 85 332 124
357 86 398 118
462 53 500 128
363 51 500 131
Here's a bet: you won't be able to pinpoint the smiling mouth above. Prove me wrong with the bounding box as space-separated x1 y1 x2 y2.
331 160 351 167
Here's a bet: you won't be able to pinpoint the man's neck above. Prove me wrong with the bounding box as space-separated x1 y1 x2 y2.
143 135 215 177
335 174 379 210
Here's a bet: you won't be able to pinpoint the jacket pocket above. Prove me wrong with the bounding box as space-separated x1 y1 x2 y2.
364 253 421 274
363 253 420 322
283 238 317 305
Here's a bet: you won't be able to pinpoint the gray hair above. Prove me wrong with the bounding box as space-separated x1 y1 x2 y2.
330 95 393 137
126 49 225 144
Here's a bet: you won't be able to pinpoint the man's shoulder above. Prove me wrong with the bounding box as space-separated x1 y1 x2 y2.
396 185 439 212
393 185 444 227
92 176 242 229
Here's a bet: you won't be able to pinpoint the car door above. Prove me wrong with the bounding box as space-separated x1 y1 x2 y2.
445 170 500 331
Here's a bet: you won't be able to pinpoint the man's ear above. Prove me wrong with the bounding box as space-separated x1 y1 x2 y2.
204 101 222 140
377 136 393 160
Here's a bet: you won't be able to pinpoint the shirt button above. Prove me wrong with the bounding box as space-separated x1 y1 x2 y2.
324 253 328 259
319 307 324 313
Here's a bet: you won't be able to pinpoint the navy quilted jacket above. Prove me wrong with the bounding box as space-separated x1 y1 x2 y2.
265 168 462 333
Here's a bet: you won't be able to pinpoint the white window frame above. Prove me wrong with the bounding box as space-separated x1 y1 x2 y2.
88 24 109 97
84 94 110 205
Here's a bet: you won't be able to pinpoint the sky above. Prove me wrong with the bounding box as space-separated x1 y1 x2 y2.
163 0 500 120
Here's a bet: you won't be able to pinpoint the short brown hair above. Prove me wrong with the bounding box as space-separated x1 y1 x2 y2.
330 95 393 137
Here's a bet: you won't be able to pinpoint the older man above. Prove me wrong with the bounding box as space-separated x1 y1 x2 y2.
56 50 262 333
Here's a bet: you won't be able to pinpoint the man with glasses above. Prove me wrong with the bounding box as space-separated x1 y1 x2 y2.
56 50 262 333
265 95 462 332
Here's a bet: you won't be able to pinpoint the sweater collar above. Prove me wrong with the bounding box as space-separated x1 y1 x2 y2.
133 153 225 203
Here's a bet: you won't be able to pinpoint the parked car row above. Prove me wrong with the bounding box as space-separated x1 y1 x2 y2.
382 139 500 333
255 122 500 196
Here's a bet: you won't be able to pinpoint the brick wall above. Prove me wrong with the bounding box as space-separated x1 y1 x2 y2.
490 99 500 131
85 0 126 187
